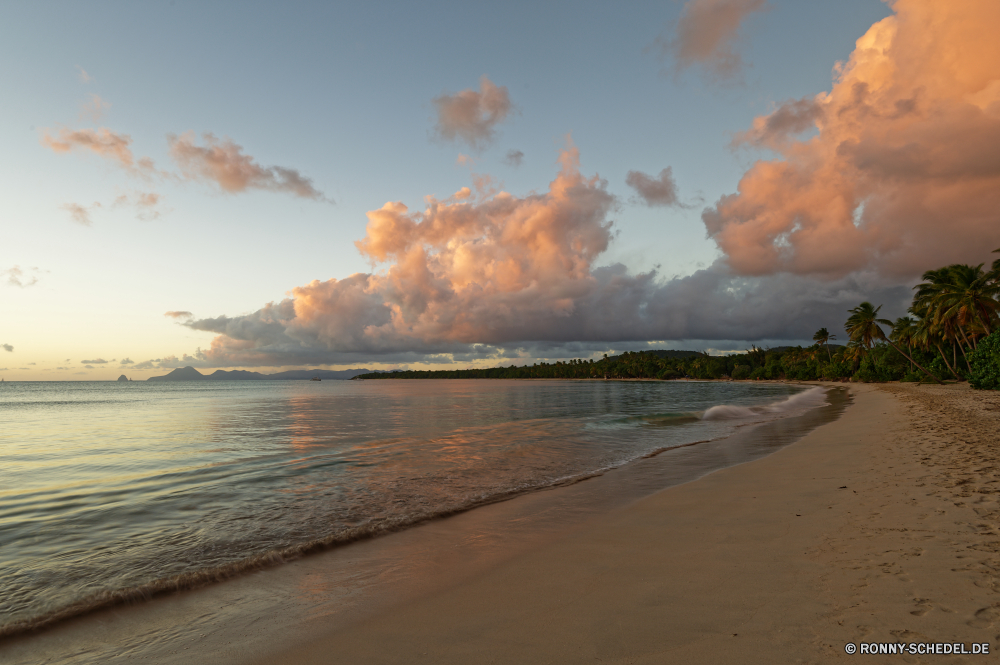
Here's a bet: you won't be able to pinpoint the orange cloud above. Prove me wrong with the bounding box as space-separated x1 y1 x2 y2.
79 93 111 123
164 311 193 319
167 132 326 200
42 127 134 167
3 266 42 288
113 191 164 220
625 167 683 207
187 141 621 363
184 138 923 368
657 0 767 80
433 76 513 151
706 0 1000 279
61 202 101 226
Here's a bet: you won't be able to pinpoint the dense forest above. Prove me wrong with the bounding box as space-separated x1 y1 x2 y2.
356 250 1000 389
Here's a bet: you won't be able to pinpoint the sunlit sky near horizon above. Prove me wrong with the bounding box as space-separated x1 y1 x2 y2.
5 0 999 380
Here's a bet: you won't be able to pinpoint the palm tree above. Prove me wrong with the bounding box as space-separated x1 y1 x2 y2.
934 264 999 336
845 302 943 384
890 316 918 371
914 263 1000 366
812 327 836 361
910 309 961 380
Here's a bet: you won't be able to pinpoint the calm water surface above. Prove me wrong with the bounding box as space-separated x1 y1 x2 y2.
0 379 820 635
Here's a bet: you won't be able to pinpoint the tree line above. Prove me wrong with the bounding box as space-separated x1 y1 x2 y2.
355 249 1000 389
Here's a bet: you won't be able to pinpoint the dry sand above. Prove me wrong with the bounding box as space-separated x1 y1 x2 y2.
268 383 1000 664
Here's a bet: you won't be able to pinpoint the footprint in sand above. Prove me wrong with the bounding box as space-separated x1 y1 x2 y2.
910 598 933 616
968 604 1000 629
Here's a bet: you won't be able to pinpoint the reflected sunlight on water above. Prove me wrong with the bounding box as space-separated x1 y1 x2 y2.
0 379 813 635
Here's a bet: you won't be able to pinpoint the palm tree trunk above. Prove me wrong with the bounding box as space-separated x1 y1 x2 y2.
887 339 944 384
825 342 832 361
956 328 974 373
935 343 962 380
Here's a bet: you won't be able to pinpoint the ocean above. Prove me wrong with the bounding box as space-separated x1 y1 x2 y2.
0 378 830 639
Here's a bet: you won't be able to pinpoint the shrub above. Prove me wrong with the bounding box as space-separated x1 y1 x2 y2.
731 365 751 380
821 361 852 379
969 331 1000 390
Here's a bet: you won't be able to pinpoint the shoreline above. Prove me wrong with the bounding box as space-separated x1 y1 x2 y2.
267 382 1000 663
0 384 845 664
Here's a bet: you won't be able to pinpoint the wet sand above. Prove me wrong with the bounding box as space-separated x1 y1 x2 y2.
0 385 846 664
270 383 1000 664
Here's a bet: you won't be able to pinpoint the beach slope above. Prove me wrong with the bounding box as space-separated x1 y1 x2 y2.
269 383 1000 664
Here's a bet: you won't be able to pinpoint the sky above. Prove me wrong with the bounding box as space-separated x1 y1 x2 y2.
3 0 999 380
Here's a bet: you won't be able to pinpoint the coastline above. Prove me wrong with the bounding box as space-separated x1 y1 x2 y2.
0 383 843 664
268 382 1000 664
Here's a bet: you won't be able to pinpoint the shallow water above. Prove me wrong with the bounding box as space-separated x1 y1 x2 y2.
0 379 820 636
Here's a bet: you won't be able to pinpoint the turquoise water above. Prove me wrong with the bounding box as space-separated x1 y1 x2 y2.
0 379 821 635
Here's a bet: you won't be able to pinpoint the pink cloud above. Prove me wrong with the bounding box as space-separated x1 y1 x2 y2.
657 0 767 80
61 202 101 226
41 127 135 167
704 0 1000 279
167 132 326 200
625 167 683 206
79 94 111 123
180 139 924 368
3 266 43 288
433 76 514 151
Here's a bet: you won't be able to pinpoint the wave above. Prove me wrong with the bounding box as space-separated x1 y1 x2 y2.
702 386 828 421
0 384 832 640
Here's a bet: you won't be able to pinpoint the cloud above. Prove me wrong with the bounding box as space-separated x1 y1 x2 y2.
80 358 108 364
120 358 134 365
625 167 683 206
173 140 919 368
167 132 326 200
2 344 12 352
164 310 193 319
504 150 524 167
432 76 514 151
79 94 111 123
62 202 101 226
132 360 156 370
76 66 92 83
3 266 43 288
114 191 164 220
732 95 823 149
41 123 160 181
656 0 767 81
704 0 1000 279
41 127 135 167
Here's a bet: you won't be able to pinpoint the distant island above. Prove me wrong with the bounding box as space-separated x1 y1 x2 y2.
147 367 376 381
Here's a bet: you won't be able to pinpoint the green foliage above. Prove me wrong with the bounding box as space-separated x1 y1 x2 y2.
969 330 1000 390
822 361 852 379
731 365 751 380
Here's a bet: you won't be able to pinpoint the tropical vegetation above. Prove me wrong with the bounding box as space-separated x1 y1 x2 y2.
356 249 1000 388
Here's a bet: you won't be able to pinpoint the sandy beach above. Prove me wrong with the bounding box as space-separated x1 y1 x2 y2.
263 383 1000 664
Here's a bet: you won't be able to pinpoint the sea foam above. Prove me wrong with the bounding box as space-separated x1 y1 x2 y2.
702 386 828 421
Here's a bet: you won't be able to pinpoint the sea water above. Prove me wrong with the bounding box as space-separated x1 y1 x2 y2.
0 379 826 636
